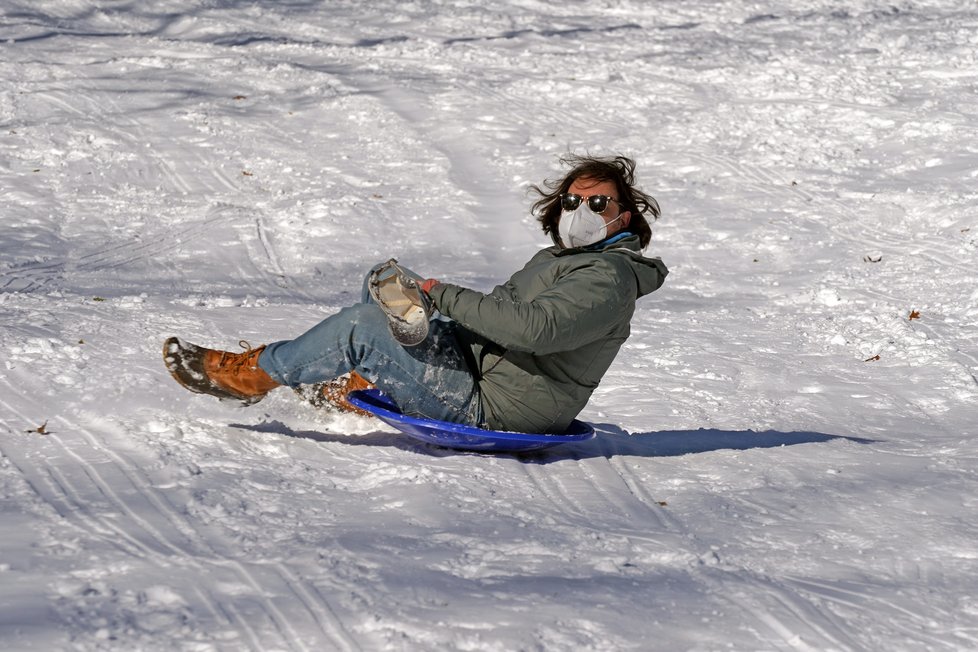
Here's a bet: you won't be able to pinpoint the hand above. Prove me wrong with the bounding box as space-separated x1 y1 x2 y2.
420 278 440 295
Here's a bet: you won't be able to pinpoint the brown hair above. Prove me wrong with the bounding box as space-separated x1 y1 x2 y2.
529 154 659 248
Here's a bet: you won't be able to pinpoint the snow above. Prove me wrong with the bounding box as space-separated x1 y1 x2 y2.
1 0 977 650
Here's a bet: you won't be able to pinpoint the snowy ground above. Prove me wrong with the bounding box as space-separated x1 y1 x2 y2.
2 1 977 650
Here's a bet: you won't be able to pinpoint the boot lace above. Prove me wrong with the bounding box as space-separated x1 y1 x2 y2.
218 340 262 375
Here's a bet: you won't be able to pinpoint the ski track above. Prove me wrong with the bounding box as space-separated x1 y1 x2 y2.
522 453 692 560
0 208 229 294
594 450 853 650
709 569 861 652
784 575 978 651
32 86 194 195
522 449 865 651
688 150 974 277
0 200 328 306
97 87 251 198
0 377 357 651
249 213 321 304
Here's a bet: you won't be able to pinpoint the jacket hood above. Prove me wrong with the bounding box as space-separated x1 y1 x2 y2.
550 233 668 297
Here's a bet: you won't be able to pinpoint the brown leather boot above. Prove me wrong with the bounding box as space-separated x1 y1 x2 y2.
163 337 281 405
294 371 375 416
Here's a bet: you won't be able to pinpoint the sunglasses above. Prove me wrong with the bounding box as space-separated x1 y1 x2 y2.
560 193 623 215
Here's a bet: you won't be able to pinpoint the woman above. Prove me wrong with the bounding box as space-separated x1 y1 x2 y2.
164 154 668 433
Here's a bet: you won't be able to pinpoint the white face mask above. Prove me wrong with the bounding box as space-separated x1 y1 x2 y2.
557 205 623 249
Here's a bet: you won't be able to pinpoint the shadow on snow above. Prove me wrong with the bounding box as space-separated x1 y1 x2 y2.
231 419 876 463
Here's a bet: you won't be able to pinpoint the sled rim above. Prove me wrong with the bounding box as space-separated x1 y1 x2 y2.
346 389 595 452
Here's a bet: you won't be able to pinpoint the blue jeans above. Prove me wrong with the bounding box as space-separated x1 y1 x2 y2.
258 265 483 426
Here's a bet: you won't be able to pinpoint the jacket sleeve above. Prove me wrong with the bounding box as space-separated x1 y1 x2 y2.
428 260 636 355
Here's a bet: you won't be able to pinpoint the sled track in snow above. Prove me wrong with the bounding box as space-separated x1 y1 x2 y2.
37 85 244 196
705 570 859 652
245 212 321 304
541 436 885 651
60 416 351 652
782 575 977 651
0 202 324 305
0 383 360 651
521 452 690 561
687 151 974 276
0 415 265 649
702 562 970 652
0 208 231 294
3 83 313 298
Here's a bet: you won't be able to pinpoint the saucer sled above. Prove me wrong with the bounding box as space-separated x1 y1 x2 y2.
346 389 595 452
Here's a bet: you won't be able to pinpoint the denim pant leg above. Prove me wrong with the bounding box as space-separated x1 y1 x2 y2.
258 302 482 426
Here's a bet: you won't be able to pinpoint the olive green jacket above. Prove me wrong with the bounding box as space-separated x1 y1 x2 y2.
427 234 668 433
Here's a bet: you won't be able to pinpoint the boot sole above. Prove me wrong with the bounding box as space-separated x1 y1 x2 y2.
367 259 431 347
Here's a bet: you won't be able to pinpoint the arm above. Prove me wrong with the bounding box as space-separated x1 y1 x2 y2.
426 261 635 355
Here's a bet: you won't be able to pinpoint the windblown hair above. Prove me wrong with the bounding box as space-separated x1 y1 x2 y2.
529 154 660 248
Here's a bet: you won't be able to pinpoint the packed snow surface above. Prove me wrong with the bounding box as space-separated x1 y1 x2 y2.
2 1 977 650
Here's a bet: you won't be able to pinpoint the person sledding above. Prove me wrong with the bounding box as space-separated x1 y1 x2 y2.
164 154 668 434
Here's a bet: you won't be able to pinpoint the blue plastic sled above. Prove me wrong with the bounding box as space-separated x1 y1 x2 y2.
346 389 595 452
